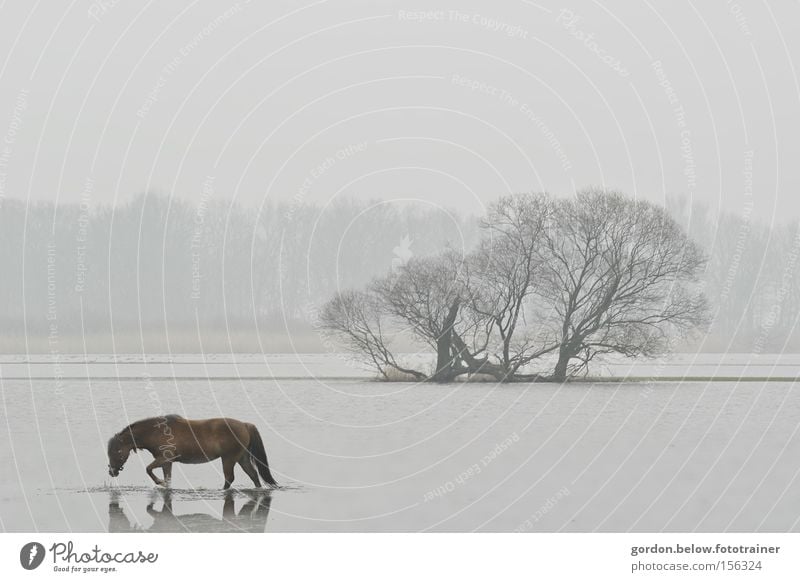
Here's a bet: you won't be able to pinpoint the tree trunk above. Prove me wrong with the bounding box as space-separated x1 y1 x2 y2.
552 349 571 381
430 299 460 382
431 337 453 382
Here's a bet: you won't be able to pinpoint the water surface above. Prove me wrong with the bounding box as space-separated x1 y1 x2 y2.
2 355 800 532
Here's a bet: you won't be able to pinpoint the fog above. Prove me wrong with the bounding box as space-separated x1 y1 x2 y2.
0 1 798 221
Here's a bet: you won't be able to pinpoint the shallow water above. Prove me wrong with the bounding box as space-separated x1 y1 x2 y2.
3 352 800 380
2 362 800 531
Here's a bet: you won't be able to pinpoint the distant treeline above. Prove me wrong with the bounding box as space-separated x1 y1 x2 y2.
667 196 800 353
0 192 797 353
0 194 478 352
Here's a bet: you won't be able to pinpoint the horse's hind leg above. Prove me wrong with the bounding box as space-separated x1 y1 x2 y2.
162 462 172 487
238 455 261 488
222 456 236 490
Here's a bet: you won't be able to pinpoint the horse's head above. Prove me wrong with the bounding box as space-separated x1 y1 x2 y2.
107 433 134 477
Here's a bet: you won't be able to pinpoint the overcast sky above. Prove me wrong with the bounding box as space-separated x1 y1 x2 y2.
0 0 798 223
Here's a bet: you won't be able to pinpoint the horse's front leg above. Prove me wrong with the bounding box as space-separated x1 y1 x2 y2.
162 462 172 487
146 458 169 487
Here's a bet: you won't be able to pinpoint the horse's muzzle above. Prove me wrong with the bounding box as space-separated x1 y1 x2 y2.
108 466 121 477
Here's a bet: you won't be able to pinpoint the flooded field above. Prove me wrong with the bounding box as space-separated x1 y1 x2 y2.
1 354 800 532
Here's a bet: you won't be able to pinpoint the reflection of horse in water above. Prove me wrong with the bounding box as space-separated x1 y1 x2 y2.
108 490 272 533
107 415 277 489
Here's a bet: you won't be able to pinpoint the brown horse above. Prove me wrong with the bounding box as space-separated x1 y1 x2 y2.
107 415 277 489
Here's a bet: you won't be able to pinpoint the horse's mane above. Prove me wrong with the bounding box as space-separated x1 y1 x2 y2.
109 414 183 451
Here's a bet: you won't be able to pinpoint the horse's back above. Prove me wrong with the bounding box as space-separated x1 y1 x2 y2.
139 415 249 439
184 417 252 442
183 416 248 428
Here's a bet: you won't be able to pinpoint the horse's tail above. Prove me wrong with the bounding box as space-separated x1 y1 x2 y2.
247 425 278 487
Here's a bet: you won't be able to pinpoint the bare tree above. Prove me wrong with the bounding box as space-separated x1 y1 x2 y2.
470 193 560 378
540 189 708 380
320 289 426 381
322 251 499 382
373 251 492 382
321 190 708 383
